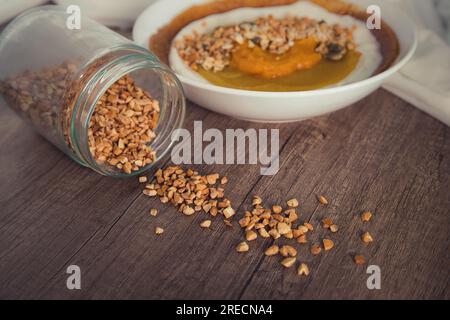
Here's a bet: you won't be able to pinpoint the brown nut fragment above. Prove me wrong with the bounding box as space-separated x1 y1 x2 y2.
329 224 339 233
304 222 314 231
252 196 262 206
246 230 258 241
361 211 373 222
269 229 281 240
287 198 299 208
277 222 291 235
323 239 334 251
183 206 195 216
322 218 333 229
259 228 270 238
139 176 148 183
272 205 283 214
297 263 310 276
150 208 158 217
200 220 212 228
311 243 322 255
223 206 236 219
281 257 296 268
220 176 228 185
361 232 374 244
280 245 297 257
265 245 279 256
236 242 249 253
354 255 366 265
318 195 329 205
297 234 308 244
155 227 164 235
206 173 219 185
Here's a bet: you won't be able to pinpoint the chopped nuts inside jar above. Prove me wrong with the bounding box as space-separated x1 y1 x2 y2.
88 75 159 174
155 227 164 235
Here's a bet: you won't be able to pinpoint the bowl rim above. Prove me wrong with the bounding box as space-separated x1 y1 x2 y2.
133 0 418 97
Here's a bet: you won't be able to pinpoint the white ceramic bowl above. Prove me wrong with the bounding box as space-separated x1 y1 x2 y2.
133 0 417 122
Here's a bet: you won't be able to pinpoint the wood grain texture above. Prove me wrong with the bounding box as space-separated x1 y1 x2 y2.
0 88 449 300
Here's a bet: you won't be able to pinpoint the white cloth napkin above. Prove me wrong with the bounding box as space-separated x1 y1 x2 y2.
382 0 450 127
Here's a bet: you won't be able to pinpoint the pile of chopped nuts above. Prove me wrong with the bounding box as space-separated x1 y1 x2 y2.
140 166 378 278
236 194 337 276
142 166 234 226
88 75 160 174
175 15 356 72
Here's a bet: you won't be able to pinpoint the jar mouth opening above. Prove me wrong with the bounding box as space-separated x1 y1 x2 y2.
70 49 185 177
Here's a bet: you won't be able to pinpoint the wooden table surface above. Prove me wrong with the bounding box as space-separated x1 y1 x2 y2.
0 87 449 300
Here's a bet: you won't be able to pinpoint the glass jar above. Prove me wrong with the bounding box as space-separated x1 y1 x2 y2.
0 5 185 177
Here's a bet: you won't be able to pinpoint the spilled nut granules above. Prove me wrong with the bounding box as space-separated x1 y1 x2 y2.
140 166 378 277
142 166 235 226
88 75 159 174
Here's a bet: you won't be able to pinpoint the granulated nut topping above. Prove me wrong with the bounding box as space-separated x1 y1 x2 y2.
175 15 356 73
88 75 159 174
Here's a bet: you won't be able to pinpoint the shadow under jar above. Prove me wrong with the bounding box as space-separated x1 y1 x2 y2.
0 5 185 177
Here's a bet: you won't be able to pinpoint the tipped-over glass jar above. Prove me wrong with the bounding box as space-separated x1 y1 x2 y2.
0 5 185 177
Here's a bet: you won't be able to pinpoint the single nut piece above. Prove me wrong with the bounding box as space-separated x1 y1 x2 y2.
330 224 339 233
318 195 329 205
281 257 296 268
150 208 158 217
311 243 322 255
259 227 270 238
361 211 373 222
265 245 279 256
252 196 262 206
200 220 212 228
322 218 333 229
354 255 366 265
236 242 249 253
280 245 297 257
297 234 308 244
304 222 314 231
183 206 195 216
155 227 164 235
287 198 299 208
269 229 281 240
323 239 334 251
139 176 148 183
297 263 310 276
220 176 228 185
223 206 236 219
272 205 283 214
362 232 374 244
277 222 291 235
246 230 258 241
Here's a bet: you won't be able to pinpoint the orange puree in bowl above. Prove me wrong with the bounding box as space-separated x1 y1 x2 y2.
198 50 361 92
231 38 322 79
